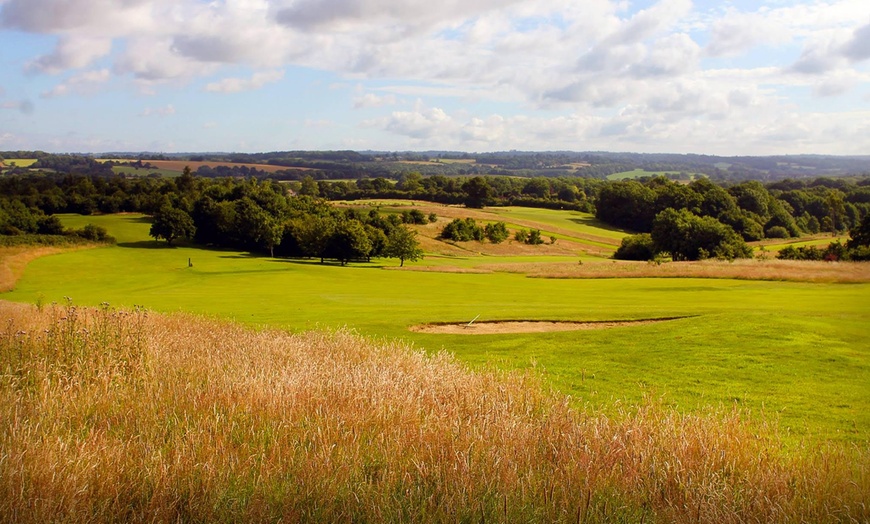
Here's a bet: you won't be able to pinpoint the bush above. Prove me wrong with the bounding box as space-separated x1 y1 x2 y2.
440 218 484 242
777 245 824 261
526 229 544 245
484 222 509 244
514 229 528 243
765 226 790 239
72 224 115 243
614 233 655 261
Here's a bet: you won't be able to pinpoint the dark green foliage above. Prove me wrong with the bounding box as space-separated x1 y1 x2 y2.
484 222 509 244
526 229 544 245
765 226 790 239
777 245 825 261
149 206 195 246
327 219 372 265
651 208 751 261
401 209 427 225
384 226 423 266
462 177 492 208
614 233 656 260
847 214 870 249
514 229 528 243
595 181 657 232
441 218 484 242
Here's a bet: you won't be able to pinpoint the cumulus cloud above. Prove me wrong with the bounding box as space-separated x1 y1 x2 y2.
275 0 524 33
0 0 159 34
1 0 869 153
25 36 111 74
204 70 285 93
368 102 456 140
842 22 870 61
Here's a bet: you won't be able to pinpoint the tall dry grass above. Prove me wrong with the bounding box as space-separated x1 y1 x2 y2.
478 258 870 283
1 300 867 523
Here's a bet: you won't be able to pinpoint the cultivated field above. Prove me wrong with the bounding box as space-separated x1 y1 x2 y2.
0 158 37 169
3 212 869 445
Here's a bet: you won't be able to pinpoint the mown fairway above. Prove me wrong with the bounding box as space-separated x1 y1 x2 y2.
4 213 869 443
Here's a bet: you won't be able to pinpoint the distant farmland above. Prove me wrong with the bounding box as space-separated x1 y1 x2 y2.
99 159 312 174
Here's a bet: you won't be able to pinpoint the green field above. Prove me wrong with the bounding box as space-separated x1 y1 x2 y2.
607 169 703 180
110 165 180 177
1 158 37 168
4 213 869 443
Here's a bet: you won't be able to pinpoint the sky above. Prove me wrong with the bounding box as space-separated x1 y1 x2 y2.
0 0 869 156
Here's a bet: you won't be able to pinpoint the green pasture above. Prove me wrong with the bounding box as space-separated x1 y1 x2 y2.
4 213 869 444
607 169 703 181
111 166 180 177
759 235 847 252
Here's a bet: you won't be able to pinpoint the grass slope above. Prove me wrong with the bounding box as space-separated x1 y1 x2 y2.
3 213 869 443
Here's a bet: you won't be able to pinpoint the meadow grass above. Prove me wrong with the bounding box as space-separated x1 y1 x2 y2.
3 214 869 445
1 300 867 523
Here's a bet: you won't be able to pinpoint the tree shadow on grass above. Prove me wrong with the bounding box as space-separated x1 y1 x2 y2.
566 216 629 234
121 215 153 224
117 240 169 249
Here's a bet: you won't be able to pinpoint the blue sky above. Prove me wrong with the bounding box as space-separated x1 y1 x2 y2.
0 0 869 155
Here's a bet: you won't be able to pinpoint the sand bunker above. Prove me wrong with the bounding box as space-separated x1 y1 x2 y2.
410 318 684 335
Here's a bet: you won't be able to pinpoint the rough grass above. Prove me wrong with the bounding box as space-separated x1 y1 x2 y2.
1 301 867 523
472 258 870 283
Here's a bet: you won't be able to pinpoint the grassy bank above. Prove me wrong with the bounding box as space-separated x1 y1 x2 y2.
1 301 867 523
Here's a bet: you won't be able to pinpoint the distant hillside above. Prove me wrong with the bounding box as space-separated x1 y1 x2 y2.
5 150 870 181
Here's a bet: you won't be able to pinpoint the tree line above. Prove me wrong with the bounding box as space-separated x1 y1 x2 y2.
0 169 424 266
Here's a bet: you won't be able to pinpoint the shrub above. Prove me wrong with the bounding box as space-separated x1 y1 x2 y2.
440 218 484 242
526 229 544 245
765 225 790 239
614 233 655 261
484 222 509 244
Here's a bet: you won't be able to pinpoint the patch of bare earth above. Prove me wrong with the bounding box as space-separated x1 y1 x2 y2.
411 318 683 334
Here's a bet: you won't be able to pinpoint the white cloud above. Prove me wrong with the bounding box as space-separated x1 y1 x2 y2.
842 22 870 61
139 104 175 117
1 0 870 154
353 92 397 108
25 36 111 74
40 68 110 98
204 70 285 93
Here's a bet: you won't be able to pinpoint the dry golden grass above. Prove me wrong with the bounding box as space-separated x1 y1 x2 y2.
1 301 867 523
474 258 870 283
